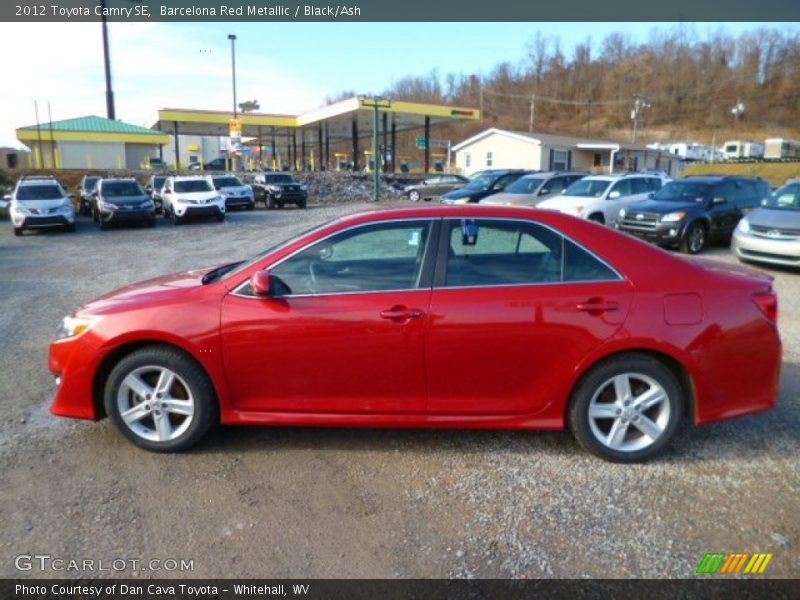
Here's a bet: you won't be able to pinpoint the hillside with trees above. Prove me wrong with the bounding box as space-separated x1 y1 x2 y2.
374 26 800 147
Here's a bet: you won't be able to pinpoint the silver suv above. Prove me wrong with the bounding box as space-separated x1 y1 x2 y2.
7 176 76 237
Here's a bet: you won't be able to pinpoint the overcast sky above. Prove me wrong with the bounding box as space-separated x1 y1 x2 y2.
0 21 792 147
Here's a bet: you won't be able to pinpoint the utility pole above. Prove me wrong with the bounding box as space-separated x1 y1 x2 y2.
586 99 592 137
479 78 484 123
631 95 650 144
33 100 43 169
359 96 393 201
100 0 115 120
227 34 238 170
529 95 535 133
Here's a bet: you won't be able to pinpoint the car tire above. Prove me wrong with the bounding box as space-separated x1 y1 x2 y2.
568 353 683 463
65 223 76 233
680 222 707 254
99 220 109 231
588 213 605 224
277 202 284 209
216 213 225 222
104 345 218 452
172 212 181 226
92 208 99 223
247 201 255 211
13 227 22 237
147 218 156 228
297 199 307 209
409 190 421 202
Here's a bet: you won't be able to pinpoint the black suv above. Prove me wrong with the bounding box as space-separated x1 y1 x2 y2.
92 178 156 229
617 175 771 254
440 170 532 204
250 172 308 209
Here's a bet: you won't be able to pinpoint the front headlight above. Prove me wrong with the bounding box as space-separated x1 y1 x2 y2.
12 205 31 215
267 185 281 192
661 211 686 223
737 218 750 233
55 316 99 340
619 208 627 219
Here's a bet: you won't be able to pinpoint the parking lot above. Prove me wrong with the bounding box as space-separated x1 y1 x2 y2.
0 203 798 579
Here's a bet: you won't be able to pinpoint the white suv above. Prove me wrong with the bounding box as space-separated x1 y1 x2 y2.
7 176 76 237
537 173 665 225
161 176 225 225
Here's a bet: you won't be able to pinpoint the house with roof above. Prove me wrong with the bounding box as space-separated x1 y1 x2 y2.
15 115 169 169
452 128 679 177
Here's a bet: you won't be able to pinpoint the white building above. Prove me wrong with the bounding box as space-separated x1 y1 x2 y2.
453 128 680 177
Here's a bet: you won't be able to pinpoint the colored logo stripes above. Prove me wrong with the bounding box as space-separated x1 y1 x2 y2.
697 553 773 574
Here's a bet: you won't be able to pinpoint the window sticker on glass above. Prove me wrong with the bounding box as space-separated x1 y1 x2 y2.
408 230 421 246
462 220 479 246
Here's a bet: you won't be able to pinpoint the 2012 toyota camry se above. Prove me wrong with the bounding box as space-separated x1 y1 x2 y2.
49 207 781 462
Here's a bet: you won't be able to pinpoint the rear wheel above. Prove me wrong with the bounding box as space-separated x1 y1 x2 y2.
104 346 217 452
568 354 683 463
409 190 421 202
681 222 707 254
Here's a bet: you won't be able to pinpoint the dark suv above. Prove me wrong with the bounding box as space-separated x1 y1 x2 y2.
250 172 308 209
440 169 532 204
617 175 771 254
93 178 156 229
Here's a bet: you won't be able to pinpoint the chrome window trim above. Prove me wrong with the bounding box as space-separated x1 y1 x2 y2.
230 215 624 299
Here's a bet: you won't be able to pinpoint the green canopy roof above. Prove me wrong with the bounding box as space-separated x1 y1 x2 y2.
18 115 164 135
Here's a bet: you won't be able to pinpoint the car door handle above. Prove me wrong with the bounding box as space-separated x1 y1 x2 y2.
576 300 619 313
380 306 425 320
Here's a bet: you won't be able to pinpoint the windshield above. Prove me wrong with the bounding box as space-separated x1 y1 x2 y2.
564 179 611 198
653 181 712 203
765 184 800 210
102 181 143 197
213 177 243 187
505 176 546 194
465 174 496 191
265 174 293 183
16 185 63 200
82 177 99 190
175 180 213 193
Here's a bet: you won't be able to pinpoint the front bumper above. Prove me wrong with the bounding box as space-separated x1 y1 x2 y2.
12 213 75 229
100 208 155 224
49 335 103 420
617 221 686 246
272 190 307 202
224 195 254 207
733 230 800 267
175 203 225 218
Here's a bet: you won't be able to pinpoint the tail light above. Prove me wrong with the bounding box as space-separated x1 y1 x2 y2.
752 290 778 322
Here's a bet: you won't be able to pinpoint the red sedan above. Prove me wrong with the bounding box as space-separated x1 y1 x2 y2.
49 207 781 462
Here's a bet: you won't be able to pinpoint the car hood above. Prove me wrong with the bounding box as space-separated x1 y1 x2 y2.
77 266 219 316
14 198 70 210
173 190 218 200
480 192 535 205
218 185 251 194
627 199 701 213
442 187 483 200
747 208 800 229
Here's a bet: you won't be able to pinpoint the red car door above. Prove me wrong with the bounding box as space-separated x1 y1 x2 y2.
220 219 436 414
425 218 633 415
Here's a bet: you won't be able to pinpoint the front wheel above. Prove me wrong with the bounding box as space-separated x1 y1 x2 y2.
409 190 421 202
568 354 683 463
680 222 707 254
104 346 217 452
216 213 225 222
246 201 255 211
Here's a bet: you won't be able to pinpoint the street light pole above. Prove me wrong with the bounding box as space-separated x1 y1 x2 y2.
100 0 115 120
228 34 238 170
358 96 393 202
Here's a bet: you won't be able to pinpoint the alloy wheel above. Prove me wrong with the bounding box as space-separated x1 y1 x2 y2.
116 366 195 442
587 372 671 453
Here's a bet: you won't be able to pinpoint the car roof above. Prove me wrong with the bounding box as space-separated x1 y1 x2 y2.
100 177 137 184
17 177 60 187
171 175 210 181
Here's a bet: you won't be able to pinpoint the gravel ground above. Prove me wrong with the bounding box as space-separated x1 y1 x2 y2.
0 203 798 579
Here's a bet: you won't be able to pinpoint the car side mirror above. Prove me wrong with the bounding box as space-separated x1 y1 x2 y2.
539 188 550 195
608 190 621 199
492 183 504 191
250 270 272 296
712 196 726 204
91 191 98 197
3 194 11 201
215 186 221 191
648 192 655 199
